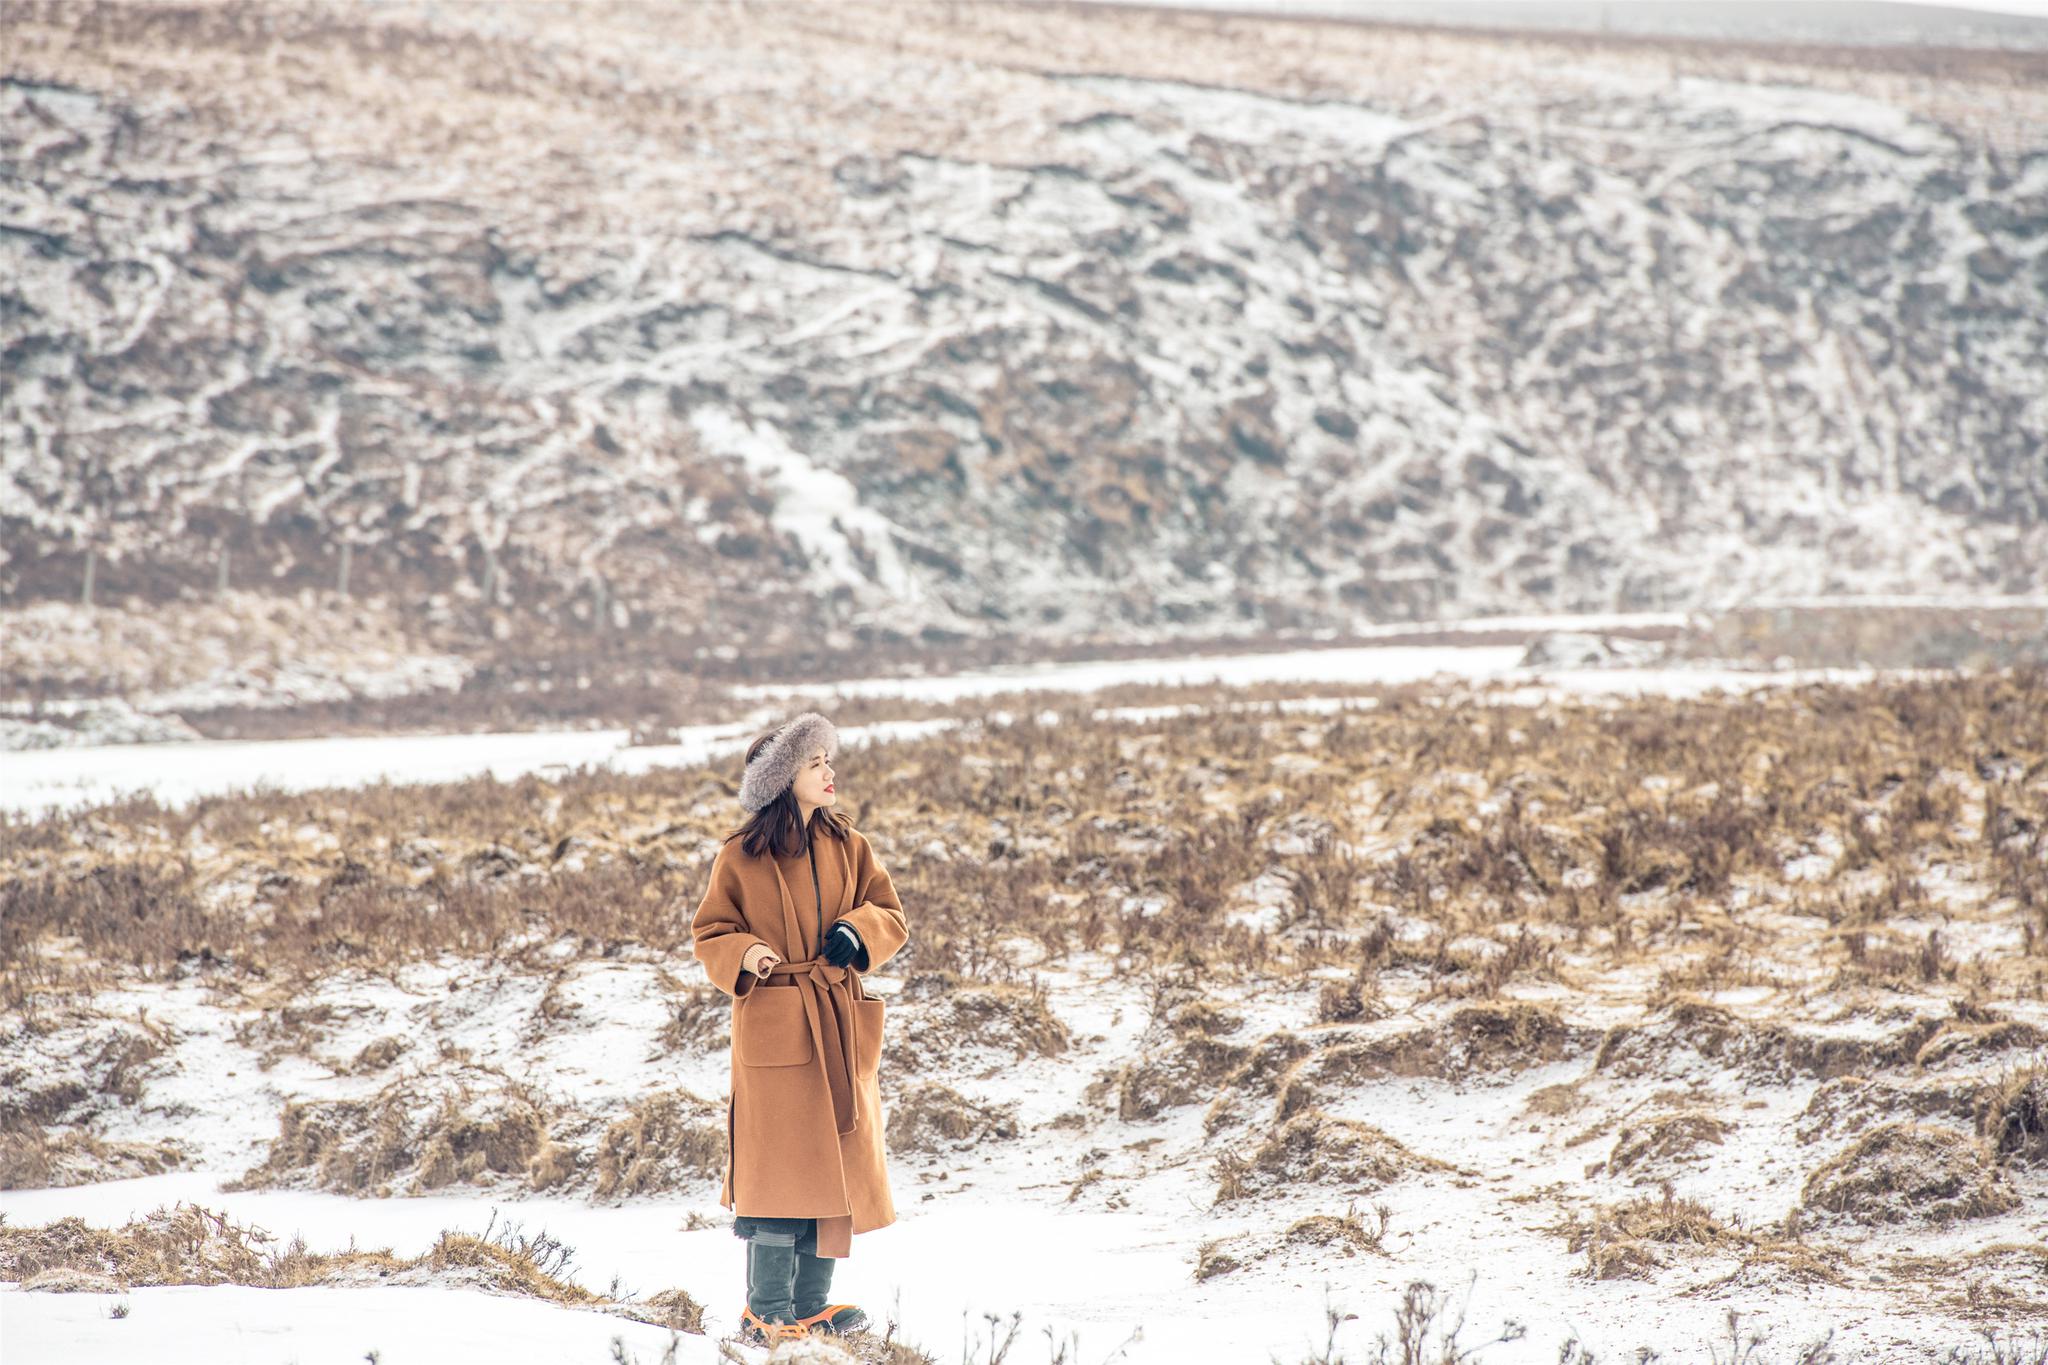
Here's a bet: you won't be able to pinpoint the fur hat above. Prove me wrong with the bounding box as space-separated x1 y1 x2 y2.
737 711 838 813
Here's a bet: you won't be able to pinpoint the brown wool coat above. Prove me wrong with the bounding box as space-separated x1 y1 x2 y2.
690 823 908 1258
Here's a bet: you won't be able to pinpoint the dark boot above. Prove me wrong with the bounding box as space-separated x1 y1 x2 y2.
792 1247 870 1336
739 1232 810 1345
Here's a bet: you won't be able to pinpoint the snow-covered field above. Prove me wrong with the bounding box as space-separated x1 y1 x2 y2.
10 943 2039 1365
5 648 2043 1364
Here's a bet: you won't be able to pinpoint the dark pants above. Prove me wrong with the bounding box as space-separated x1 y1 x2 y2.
732 1215 818 1255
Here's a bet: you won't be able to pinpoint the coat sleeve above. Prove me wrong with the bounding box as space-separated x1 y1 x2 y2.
691 839 772 998
840 830 908 974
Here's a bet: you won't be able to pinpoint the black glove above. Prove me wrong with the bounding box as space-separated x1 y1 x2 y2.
822 920 863 968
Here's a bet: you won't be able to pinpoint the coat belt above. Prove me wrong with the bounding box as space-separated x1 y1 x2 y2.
759 957 862 1135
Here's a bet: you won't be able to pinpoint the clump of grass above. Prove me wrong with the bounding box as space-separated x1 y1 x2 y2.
884 1082 1020 1156
1193 1237 1243 1281
897 982 1070 1072
1606 1111 1733 1177
1285 1201 1392 1258
2 1199 711 1327
593 1089 724 1199
1215 1108 1447 1203
1977 1068 2048 1165
1 1125 184 1190
231 1067 556 1197
1556 1186 1757 1280
0 1202 399 1288
1801 1122 2020 1226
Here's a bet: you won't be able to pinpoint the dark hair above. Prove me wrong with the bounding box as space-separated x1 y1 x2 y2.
724 728 852 858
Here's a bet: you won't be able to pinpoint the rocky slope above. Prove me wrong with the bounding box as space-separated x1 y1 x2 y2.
4 1 2045 657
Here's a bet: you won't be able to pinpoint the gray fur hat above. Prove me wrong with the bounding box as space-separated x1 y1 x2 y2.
737 711 838 813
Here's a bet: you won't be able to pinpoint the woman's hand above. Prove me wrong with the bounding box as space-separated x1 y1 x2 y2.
743 942 782 977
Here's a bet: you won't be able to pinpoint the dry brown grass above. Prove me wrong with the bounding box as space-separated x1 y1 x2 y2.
0 1126 184 1190
1 1200 713 1327
5 670 2047 1227
6 669 2043 1014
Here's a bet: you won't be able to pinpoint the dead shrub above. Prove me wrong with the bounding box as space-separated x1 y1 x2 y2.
1801 1123 2021 1226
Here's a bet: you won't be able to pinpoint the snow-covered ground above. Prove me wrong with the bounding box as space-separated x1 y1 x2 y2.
9 943 2034 1365
4 643 2033 1364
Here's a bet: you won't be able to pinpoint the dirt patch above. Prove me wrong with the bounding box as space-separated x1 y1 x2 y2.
1801 1122 2021 1226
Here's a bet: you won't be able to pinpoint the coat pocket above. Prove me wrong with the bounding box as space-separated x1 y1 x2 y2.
853 997 885 1079
736 987 813 1067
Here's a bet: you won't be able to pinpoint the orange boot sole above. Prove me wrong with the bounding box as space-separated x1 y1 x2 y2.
739 1304 813 1346
794 1303 870 1336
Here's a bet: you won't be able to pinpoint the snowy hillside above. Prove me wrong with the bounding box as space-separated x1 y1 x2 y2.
4 1 2045 660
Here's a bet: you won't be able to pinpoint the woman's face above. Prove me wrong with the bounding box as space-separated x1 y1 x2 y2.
791 745 836 809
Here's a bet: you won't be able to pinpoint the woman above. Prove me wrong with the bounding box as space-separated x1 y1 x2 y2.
690 711 909 1347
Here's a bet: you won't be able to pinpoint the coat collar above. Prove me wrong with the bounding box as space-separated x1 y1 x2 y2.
764 829 854 953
